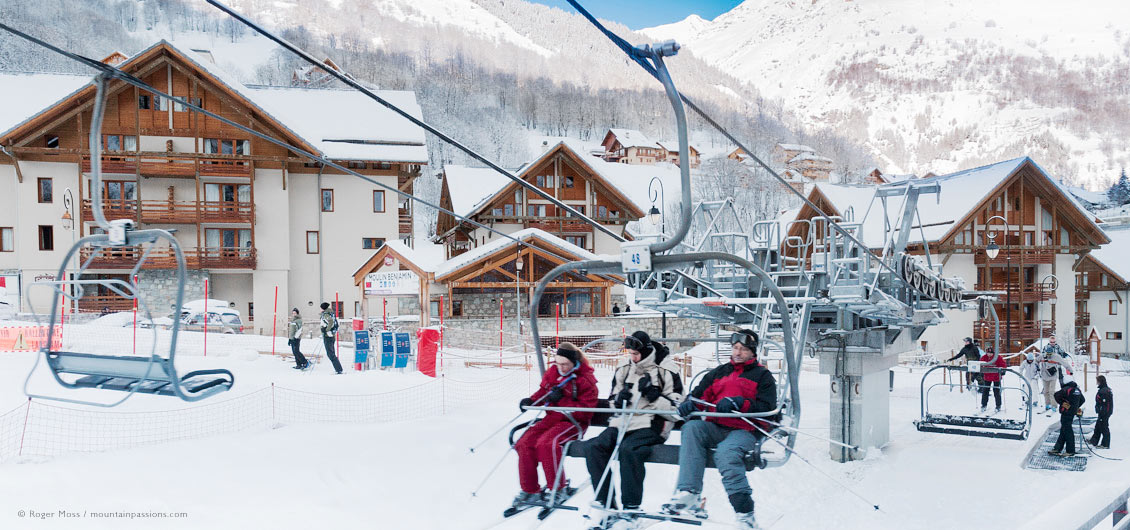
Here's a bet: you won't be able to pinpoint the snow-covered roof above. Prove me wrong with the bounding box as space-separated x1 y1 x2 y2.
790 152 834 164
434 228 602 280
442 165 517 218
0 72 90 140
777 143 815 153
1066 186 1108 207
608 128 658 149
384 241 441 273
246 86 428 163
655 140 697 153
1090 227 1130 284
0 41 427 164
811 157 1094 247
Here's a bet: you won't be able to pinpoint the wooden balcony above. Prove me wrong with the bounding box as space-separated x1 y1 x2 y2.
974 319 1054 344
973 282 1056 302
79 247 256 270
82 154 251 178
1076 312 1090 327
82 199 252 224
76 295 135 313
972 247 1055 265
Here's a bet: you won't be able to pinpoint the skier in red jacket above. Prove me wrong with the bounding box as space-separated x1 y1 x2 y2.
979 346 1008 414
510 342 598 508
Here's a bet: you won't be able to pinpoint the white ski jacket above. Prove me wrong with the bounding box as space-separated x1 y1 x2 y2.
607 346 683 437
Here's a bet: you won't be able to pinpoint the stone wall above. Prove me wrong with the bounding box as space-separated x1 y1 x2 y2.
416 314 712 350
137 269 209 317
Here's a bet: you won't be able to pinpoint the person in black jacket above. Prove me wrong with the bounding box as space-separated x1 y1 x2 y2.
1089 375 1113 449
662 329 775 530
946 337 982 391
1049 374 1086 456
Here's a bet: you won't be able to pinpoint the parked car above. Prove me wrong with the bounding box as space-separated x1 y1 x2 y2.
178 300 244 334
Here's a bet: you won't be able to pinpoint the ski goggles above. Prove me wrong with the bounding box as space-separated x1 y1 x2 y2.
730 332 758 352
624 335 646 352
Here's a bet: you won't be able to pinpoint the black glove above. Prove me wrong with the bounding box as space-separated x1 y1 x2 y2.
639 374 662 403
677 399 697 420
546 387 565 404
614 386 633 408
519 398 534 411
717 396 746 414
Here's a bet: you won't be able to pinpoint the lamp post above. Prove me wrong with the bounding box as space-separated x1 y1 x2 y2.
984 215 1010 353
60 188 76 316
1038 274 1058 345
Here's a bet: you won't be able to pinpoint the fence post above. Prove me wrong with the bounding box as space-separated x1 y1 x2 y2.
18 397 31 457
271 383 276 422
271 286 278 356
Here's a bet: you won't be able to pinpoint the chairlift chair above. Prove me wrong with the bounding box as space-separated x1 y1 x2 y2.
914 364 1032 440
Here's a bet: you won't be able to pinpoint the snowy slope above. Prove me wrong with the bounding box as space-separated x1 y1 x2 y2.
641 0 1130 189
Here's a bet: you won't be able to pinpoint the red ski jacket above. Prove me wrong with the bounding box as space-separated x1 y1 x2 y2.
690 358 777 432
529 363 599 427
980 353 1007 382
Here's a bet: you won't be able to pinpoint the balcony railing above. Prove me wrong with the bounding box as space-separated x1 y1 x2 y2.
82 199 253 224
974 319 1054 343
76 295 135 313
79 247 256 270
82 154 251 178
973 282 1056 301
971 247 1055 264
1076 312 1091 327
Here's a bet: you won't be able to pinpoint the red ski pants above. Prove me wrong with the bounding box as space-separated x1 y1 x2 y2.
515 416 582 494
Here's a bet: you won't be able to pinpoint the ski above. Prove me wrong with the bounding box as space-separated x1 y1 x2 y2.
502 504 537 518
535 486 580 520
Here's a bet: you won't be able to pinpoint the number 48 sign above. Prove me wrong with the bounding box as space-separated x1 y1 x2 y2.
620 242 652 273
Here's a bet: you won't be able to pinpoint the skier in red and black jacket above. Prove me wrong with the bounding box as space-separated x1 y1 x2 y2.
979 346 1008 413
662 329 776 530
509 342 598 508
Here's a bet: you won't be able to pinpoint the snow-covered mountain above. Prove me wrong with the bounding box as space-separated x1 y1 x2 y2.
641 0 1130 189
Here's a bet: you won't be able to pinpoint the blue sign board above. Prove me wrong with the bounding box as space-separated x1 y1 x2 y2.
394 332 411 368
354 350 368 364
354 330 371 352
380 332 395 368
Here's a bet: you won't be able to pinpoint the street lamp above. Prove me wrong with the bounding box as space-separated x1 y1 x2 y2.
648 176 665 235
1038 274 1059 344
61 188 76 316
984 215 1011 352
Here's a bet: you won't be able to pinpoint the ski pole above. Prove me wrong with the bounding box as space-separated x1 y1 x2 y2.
593 388 644 512
469 373 577 453
470 445 517 497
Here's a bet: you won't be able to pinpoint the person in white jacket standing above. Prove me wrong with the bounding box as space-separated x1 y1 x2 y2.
1018 353 1040 410
578 331 683 529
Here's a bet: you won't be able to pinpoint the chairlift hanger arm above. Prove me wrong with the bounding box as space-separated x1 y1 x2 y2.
203 0 621 242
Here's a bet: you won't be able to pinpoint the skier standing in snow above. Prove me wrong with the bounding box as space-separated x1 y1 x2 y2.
1089 375 1113 448
1042 336 1070 383
511 343 599 509
578 331 683 529
662 329 775 530
288 308 308 369
979 346 1007 413
319 302 343 374
1049 374 1085 457
946 337 983 391
1038 351 1064 412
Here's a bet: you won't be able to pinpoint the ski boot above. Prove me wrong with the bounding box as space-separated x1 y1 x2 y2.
660 490 708 519
736 511 760 530
503 491 544 517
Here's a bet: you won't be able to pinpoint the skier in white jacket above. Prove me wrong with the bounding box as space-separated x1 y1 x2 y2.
1018 353 1040 409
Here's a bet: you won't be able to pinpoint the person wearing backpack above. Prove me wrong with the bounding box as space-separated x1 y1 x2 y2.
288 308 308 369
319 302 343 374
579 331 683 529
1089 375 1113 449
1049 374 1085 457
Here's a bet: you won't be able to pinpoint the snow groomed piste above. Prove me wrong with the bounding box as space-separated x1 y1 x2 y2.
3 1 1125 529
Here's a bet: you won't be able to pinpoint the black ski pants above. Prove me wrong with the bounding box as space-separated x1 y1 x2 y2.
323 336 343 373
1053 414 1076 454
290 339 308 368
1090 414 1111 447
579 426 665 510
980 380 1002 409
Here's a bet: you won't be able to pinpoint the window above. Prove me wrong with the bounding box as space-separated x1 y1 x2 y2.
203 138 249 155
513 190 522 204
1107 332 1124 340
37 178 52 203
154 95 167 111
248 302 254 319
349 161 366 169
103 134 137 152
175 97 202 112
565 236 587 248
527 204 546 217
504 204 514 216
321 189 334 212
373 190 385 213
306 231 319 254
563 176 575 188
204 183 249 203
362 238 384 250
536 175 544 187
38 225 54 251
138 95 150 109
45 135 59 149
1111 300 1119 316
452 300 463 317
491 208 503 216
1102 274 1109 287
598 205 608 218
331 301 344 318
375 162 392 170
0 227 12 251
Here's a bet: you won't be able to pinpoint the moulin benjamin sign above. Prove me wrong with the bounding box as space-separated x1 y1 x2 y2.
898 253 962 304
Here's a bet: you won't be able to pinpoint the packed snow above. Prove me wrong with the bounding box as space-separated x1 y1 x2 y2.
1 320 1128 529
